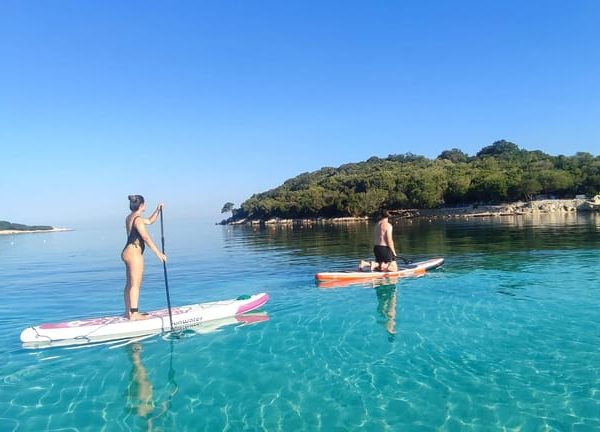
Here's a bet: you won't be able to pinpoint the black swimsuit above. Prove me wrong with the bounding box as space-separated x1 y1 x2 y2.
124 216 145 254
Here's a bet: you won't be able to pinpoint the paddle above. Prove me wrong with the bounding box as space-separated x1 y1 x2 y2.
159 208 174 332
395 255 413 264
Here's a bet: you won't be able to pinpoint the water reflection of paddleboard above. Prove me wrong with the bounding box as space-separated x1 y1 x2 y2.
187 311 269 334
20 293 269 348
315 257 444 285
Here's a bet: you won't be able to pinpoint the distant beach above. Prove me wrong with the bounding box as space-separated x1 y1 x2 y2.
0 227 73 235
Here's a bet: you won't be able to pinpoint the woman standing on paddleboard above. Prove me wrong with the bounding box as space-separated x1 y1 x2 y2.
122 195 167 320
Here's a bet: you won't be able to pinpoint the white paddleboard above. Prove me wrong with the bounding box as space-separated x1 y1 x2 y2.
20 293 269 348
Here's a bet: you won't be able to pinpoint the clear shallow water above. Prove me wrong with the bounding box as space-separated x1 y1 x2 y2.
1 213 599 431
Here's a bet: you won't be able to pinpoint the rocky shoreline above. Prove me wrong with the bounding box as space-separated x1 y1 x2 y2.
223 198 597 226
393 198 592 220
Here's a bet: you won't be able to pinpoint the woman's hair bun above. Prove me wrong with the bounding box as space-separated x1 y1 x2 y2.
128 195 145 211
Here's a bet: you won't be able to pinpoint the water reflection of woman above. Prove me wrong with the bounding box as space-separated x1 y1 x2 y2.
126 343 155 419
375 283 397 340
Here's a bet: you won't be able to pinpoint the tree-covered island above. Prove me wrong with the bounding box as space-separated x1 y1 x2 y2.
222 141 600 224
0 221 60 234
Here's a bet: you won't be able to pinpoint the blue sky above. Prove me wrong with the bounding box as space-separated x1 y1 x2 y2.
1 1 599 226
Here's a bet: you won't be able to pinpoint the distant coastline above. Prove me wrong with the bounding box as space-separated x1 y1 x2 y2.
0 227 73 235
0 221 73 235
221 198 598 226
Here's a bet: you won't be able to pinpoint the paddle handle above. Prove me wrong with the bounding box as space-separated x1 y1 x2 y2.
160 208 174 332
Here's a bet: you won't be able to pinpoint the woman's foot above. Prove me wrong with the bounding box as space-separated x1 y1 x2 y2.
128 311 149 321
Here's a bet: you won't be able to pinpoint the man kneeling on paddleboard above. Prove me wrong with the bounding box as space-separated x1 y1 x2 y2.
359 209 398 272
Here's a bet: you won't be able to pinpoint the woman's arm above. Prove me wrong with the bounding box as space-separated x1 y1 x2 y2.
134 218 167 262
144 203 164 225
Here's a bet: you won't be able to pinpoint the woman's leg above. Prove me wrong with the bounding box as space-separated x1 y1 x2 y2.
123 247 146 320
128 254 145 320
124 263 132 316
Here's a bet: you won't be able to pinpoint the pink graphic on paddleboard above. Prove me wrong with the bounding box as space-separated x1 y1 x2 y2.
39 306 192 329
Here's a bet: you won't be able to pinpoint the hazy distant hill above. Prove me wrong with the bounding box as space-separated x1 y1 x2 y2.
226 140 599 222
0 221 54 231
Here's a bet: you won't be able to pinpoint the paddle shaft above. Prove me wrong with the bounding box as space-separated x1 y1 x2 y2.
160 208 174 332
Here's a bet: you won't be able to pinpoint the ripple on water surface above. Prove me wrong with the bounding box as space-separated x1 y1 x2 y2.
1 217 599 430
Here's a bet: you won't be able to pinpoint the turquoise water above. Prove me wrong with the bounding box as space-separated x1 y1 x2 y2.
1 213 599 431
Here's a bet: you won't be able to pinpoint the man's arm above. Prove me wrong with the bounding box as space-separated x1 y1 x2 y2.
386 224 397 257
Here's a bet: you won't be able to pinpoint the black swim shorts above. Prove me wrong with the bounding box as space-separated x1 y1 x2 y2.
373 245 395 263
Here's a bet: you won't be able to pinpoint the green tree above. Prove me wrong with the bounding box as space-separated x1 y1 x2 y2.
537 170 574 196
520 176 542 201
469 171 509 202
476 140 520 159
444 164 472 204
221 202 235 217
438 148 469 163
406 166 448 208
